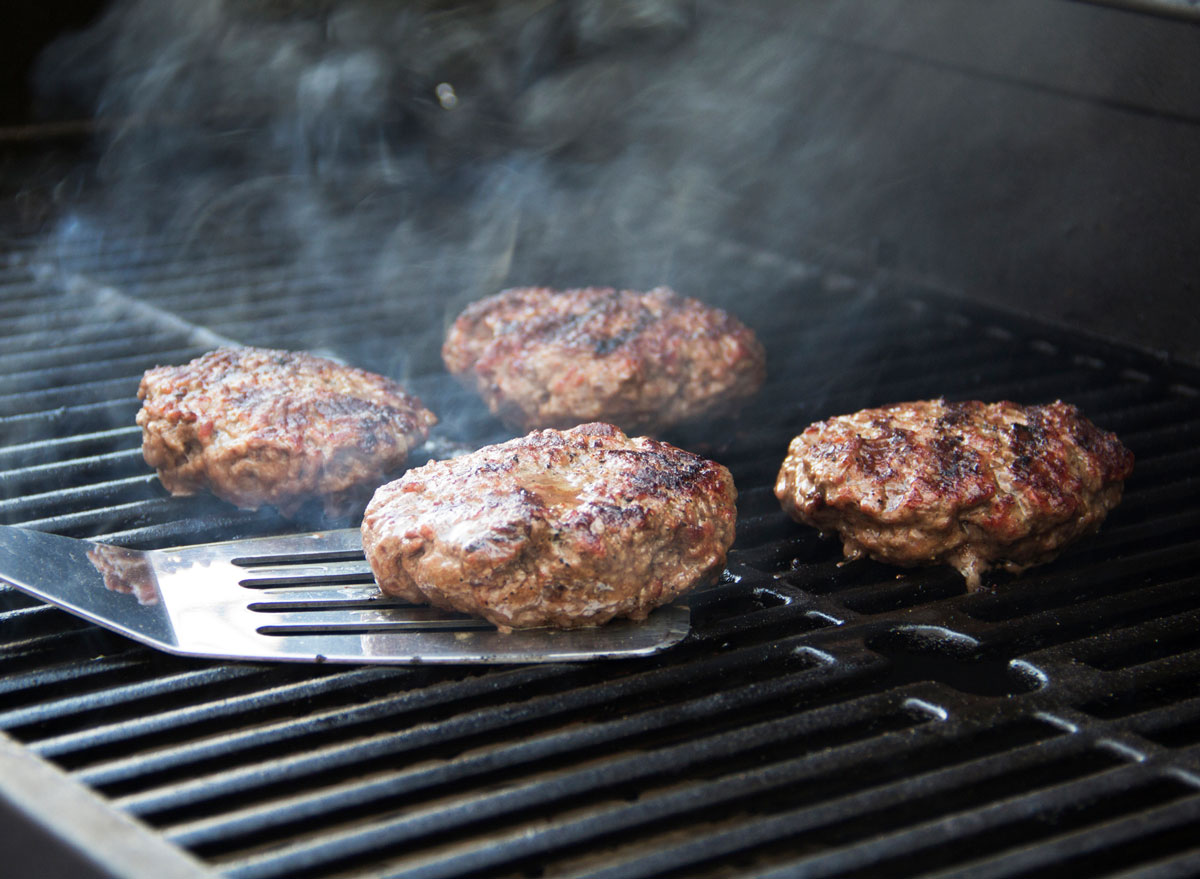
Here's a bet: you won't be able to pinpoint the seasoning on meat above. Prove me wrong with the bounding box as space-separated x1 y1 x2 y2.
137 347 436 517
442 286 766 434
774 399 1134 589
361 422 737 630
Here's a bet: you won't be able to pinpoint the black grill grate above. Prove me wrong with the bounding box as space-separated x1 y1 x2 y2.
2 224 1200 879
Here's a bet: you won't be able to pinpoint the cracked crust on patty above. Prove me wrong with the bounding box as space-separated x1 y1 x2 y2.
442 286 766 434
137 347 436 517
362 422 737 630
774 399 1134 588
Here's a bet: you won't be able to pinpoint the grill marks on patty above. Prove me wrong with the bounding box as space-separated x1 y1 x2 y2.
442 286 766 434
775 399 1134 589
137 347 436 518
362 422 737 630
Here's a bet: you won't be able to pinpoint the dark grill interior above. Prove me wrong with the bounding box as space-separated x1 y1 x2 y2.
3 221 1200 879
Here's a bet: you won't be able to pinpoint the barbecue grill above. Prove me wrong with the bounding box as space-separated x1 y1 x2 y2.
4 1 1200 878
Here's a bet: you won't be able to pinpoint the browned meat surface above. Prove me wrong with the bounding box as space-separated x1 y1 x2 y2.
137 347 437 517
774 399 1134 589
362 422 737 630
442 286 766 434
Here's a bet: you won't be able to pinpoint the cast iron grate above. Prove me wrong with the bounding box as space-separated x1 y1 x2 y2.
1 224 1199 879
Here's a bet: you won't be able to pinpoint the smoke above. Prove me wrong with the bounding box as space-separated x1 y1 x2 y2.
33 0 1188 381
35 2 691 212
32 0 836 322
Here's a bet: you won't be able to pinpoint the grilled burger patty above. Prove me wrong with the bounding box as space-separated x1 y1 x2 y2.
442 286 766 434
362 422 737 629
137 347 436 517
775 399 1134 588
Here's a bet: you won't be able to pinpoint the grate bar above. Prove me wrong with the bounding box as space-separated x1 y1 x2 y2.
0 665 271 730
0 331 189 369
77 664 563 790
977 576 1200 669
0 476 161 526
0 351 205 397
0 376 145 417
1069 608 1200 672
106 640 831 818
0 649 154 700
1106 847 1200 879
915 792 1200 879
26 666 403 759
968 543 1200 624
10 496 188 536
0 608 98 657
0 398 141 435
0 309 158 342
1 451 147 492
0 425 143 465
744 773 1199 879
216 713 1071 879
161 663 891 850
83 512 295 552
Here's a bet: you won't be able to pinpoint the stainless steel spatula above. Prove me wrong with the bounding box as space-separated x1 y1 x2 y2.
0 525 690 664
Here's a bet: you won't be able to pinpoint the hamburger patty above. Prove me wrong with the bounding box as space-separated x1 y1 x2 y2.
774 399 1134 588
361 422 737 629
442 286 766 434
137 347 436 517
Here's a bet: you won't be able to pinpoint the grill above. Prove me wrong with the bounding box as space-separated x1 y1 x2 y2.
2 212 1200 879
5 0 1200 874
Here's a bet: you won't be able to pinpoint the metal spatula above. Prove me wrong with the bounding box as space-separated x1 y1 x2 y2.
0 525 690 664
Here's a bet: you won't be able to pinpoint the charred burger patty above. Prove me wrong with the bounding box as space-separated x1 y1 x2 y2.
137 347 436 517
775 399 1134 588
442 286 766 434
361 422 737 630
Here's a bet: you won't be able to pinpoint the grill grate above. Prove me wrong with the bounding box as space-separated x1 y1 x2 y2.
2 223 1200 879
